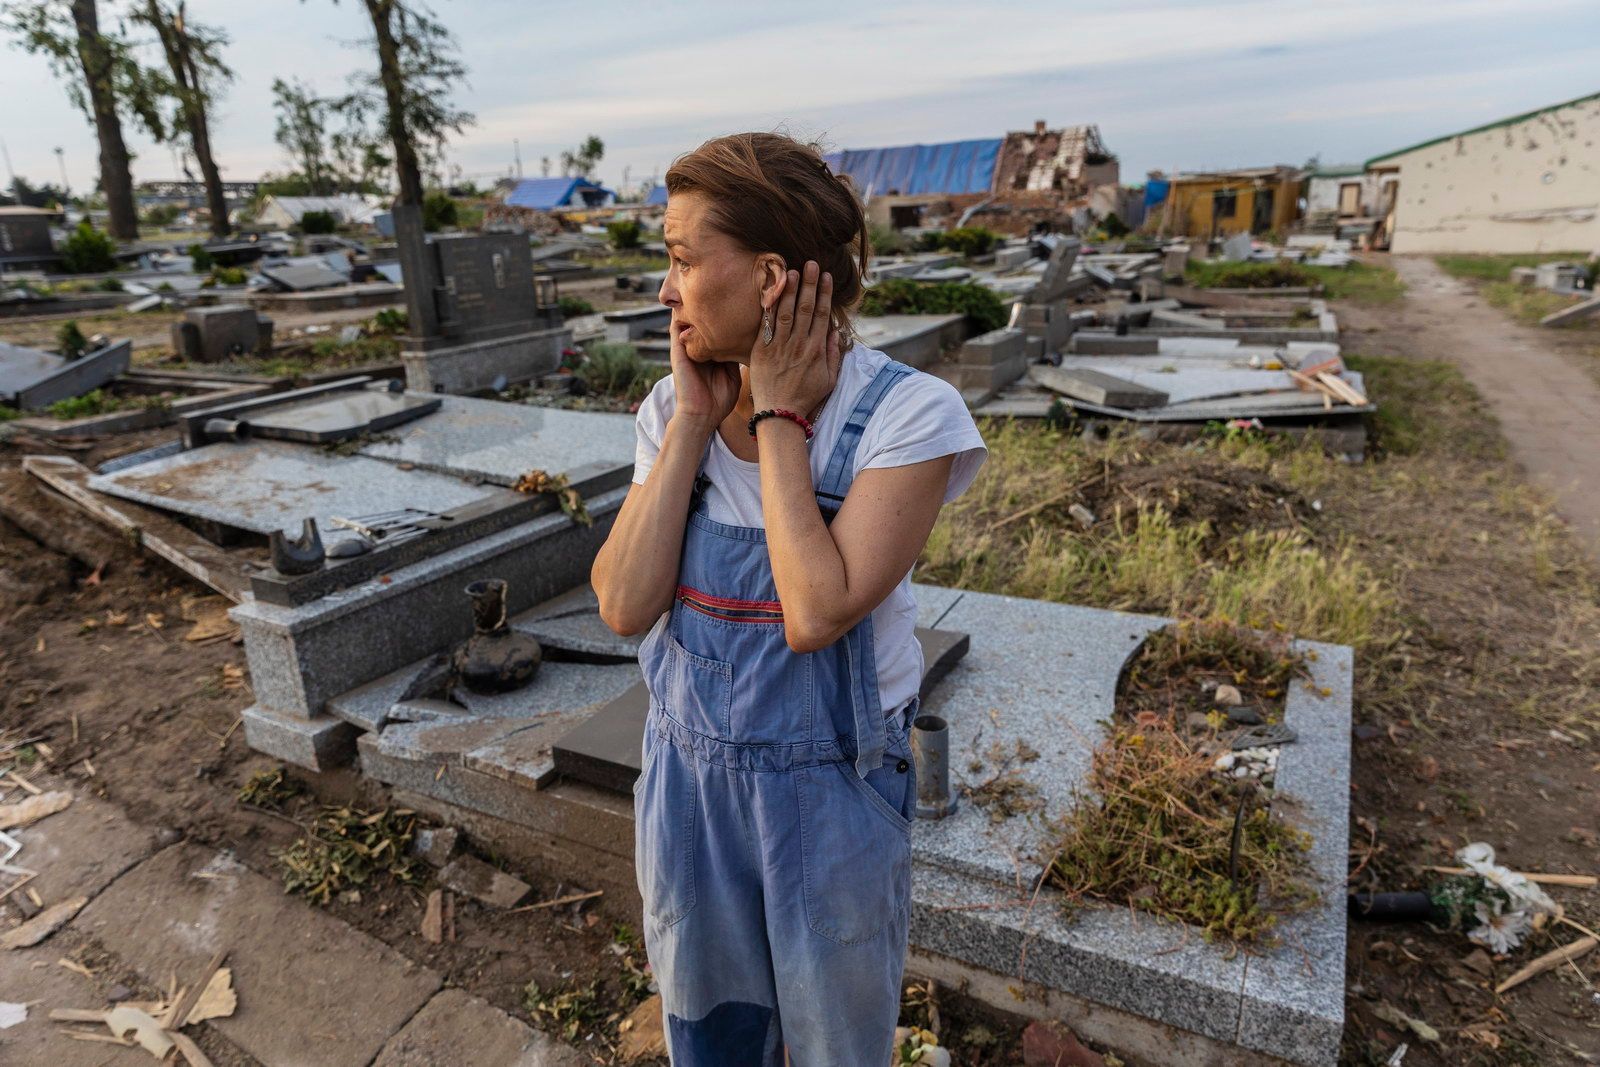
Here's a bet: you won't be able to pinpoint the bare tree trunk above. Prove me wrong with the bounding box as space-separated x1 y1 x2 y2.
146 1 229 238
363 0 422 207
71 0 137 240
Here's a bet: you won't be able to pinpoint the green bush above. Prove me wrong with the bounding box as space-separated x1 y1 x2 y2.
95 277 124 292
917 227 1000 258
142 204 181 226
867 224 910 257
299 210 337 235
422 191 458 232
60 221 118 274
558 295 595 319
205 266 248 287
582 342 667 403
1184 260 1315 289
370 307 409 334
188 243 215 272
858 278 1008 334
606 219 642 250
56 320 90 359
1101 212 1130 238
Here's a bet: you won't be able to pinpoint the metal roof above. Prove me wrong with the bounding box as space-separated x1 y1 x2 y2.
822 138 1002 197
1366 89 1600 166
643 184 668 207
504 176 616 211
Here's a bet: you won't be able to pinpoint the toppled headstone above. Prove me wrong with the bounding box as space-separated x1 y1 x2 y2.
1029 365 1170 409
437 854 531 909
171 304 273 363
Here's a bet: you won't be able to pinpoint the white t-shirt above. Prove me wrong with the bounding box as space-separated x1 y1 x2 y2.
632 343 987 715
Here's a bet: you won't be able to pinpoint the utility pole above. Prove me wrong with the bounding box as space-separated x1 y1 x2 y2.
0 138 15 191
54 147 70 196
513 138 522 179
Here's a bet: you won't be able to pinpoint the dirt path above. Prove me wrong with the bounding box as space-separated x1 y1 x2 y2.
1381 255 1600 560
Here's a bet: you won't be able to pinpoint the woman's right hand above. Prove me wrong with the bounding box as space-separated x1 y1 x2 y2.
668 314 741 435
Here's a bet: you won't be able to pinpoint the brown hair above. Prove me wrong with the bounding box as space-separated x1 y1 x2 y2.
665 131 870 345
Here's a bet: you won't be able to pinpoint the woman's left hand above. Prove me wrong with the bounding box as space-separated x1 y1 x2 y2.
749 260 842 416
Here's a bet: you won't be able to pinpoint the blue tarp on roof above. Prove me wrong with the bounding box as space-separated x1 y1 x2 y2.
504 176 615 210
1143 179 1170 209
822 138 1002 197
644 184 669 207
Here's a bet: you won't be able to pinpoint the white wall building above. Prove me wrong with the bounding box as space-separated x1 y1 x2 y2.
1366 92 1600 254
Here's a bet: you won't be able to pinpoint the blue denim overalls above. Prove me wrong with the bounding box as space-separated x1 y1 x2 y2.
634 361 918 1065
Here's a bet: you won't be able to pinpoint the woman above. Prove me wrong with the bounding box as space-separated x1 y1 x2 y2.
592 132 985 1065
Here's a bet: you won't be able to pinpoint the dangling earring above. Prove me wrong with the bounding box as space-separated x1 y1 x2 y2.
761 306 774 346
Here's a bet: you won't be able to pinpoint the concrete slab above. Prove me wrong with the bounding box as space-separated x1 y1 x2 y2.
10 790 159 905
511 584 642 661
854 314 967 370
87 439 499 537
0 339 131 411
372 988 585 1066
356 395 637 488
247 389 440 443
75 843 441 1067
0 944 141 1065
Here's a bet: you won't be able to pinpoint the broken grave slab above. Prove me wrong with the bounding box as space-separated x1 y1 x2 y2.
244 388 441 443
0 339 131 411
1029 365 1169 409
372 988 585 1067
437 853 532 909
75 844 440 1067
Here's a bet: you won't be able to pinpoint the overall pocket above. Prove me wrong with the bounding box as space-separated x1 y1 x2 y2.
634 732 698 927
795 756 912 945
662 633 733 736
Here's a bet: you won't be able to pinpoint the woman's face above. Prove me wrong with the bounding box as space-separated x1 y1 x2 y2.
659 189 776 364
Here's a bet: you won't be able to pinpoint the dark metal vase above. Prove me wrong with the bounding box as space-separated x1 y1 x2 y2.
453 579 543 694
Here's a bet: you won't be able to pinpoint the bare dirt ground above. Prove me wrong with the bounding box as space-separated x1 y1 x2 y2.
2 264 1597 1066
1352 256 1600 562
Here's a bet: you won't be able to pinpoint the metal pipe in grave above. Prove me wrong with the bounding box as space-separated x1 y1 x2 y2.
912 713 958 819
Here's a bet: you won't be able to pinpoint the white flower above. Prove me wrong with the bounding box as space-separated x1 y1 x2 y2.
1457 842 1558 916
1468 899 1532 954
1457 842 1496 869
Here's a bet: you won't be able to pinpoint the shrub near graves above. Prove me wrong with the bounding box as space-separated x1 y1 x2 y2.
606 219 642 250
59 221 119 274
299 210 337 235
859 278 1008 334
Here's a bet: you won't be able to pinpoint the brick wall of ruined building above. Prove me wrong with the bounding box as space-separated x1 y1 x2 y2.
993 125 1118 200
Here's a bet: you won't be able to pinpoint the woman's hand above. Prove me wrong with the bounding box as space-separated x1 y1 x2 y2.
668 313 741 435
749 261 842 416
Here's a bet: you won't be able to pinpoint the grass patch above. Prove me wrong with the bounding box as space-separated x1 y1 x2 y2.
1481 281 1597 327
1434 252 1592 283
45 389 170 421
1044 718 1315 944
1345 353 1501 458
1120 617 1306 731
916 423 1394 651
1184 259 1403 305
278 805 422 905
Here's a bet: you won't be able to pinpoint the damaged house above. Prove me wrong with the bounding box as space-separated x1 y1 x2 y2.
1145 166 1303 240
1365 90 1600 253
824 121 1130 235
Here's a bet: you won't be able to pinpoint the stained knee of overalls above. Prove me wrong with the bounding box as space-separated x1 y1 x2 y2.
795 714 914 945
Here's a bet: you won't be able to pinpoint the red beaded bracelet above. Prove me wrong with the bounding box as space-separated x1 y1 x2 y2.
747 408 814 440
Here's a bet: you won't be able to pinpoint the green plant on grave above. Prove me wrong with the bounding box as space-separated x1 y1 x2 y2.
277 805 422 904
203 265 249 288
606 218 642 250
369 307 409 334
59 220 118 274
858 278 1007 333
557 295 595 319
56 320 90 359
299 210 337 235
188 243 216 272
581 342 668 404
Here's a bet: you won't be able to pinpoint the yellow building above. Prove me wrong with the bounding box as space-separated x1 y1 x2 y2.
1146 166 1303 238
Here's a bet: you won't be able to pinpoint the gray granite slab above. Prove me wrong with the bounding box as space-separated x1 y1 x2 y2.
511 584 643 661
449 661 640 719
356 394 637 486
909 586 1166 886
1235 640 1351 1065
247 389 440 442
87 439 498 536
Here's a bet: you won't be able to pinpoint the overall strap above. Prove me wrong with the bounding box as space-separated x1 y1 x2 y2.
815 360 915 522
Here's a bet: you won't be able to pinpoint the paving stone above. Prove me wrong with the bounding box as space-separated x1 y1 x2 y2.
372 987 586 1066
437 854 532 909
10 790 158 905
410 827 460 867
75 844 440 1066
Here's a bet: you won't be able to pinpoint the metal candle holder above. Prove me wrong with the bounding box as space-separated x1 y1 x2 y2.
912 713 959 819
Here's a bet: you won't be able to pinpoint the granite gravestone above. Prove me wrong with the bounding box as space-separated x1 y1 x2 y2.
395 205 572 394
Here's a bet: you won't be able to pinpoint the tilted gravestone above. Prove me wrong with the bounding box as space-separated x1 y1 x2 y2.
171 304 273 363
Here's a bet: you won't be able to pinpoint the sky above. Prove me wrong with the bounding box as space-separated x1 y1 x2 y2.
1 0 1597 197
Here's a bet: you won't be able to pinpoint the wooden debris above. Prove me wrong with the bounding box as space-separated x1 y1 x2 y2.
422 889 444 944
1496 935 1598 994
508 888 604 914
5 772 42 796
106 1005 175 1058
0 790 73 830
169 1028 216 1067
1420 865 1597 888
0 895 87 949
183 967 237 1026
617 993 667 1062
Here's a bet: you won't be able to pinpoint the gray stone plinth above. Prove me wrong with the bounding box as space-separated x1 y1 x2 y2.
403 324 573 394
603 304 671 341
231 485 626 720
240 703 360 771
